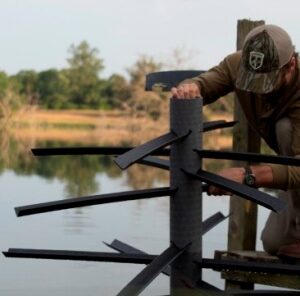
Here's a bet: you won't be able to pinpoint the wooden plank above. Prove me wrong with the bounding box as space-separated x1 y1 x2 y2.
227 18 265 290
221 270 300 290
216 250 300 290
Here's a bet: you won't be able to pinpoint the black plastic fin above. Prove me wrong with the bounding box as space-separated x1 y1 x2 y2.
106 210 228 256
115 131 189 169
30 124 239 157
104 240 147 255
138 156 170 170
145 70 204 91
105 239 171 276
202 212 229 235
196 149 300 166
105 240 227 294
117 243 188 296
183 169 286 213
32 146 171 157
3 249 155 264
15 187 176 217
203 121 237 132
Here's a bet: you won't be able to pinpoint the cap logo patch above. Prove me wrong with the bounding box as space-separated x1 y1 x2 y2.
249 51 264 70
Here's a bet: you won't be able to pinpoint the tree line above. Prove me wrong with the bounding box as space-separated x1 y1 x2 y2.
0 41 233 122
0 41 168 120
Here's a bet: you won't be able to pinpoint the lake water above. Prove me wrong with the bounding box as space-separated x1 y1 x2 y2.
0 140 273 295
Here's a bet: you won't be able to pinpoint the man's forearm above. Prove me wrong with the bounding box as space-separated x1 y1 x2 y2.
207 165 274 196
251 165 274 188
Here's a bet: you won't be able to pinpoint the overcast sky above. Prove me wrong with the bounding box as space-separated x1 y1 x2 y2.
1 0 300 78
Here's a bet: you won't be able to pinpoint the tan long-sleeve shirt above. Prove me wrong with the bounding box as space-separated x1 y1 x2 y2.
190 51 300 190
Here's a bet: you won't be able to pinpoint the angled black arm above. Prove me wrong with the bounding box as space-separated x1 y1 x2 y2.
31 147 133 156
107 237 224 294
15 187 176 217
202 212 230 235
203 121 237 132
31 146 171 157
135 156 212 192
183 169 286 213
104 240 148 255
196 149 300 166
5 248 300 276
104 211 229 276
104 239 177 279
145 70 204 91
137 156 170 170
106 211 228 256
116 243 189 296
114 131 190 169
105 213 229 254
30 121 234 157
3 248 155 264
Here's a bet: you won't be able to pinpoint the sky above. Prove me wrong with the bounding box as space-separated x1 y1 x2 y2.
1 0 300 78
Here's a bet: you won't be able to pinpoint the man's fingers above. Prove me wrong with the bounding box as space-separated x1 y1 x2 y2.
207 185 216 196
208 186 221 196
183 86 191 98
178 84 191 98
195 86 201 97
177 85 184 98
171 83 201 99
207 185 231 196
190 87 199 98
171 87 179 98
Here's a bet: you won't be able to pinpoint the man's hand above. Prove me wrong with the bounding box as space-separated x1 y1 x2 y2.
171 82 201 99
207 167 245 196
207 165 273 196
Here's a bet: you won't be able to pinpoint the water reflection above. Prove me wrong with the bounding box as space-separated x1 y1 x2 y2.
0 129 229 199
0 131 269 295
0 128 172 198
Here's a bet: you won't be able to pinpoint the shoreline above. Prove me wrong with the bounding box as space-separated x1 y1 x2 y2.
9 108 233 148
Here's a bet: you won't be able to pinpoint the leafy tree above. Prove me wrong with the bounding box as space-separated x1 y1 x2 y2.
126 55 166 119
65 41 104 108
127 55 162 89
101 74 131 109
162 46 199 70
0 73 25 125
37 69 69 109
0 72 9 97
14 70 39 104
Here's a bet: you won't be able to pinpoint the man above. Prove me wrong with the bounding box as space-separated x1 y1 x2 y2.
171 24 300 256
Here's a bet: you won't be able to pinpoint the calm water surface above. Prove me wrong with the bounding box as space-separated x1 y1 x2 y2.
0 140 271 295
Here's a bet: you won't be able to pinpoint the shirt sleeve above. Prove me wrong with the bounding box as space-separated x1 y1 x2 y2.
269 106 300 190
185 51 241 104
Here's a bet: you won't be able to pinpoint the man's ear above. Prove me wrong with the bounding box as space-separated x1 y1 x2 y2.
290 56 297 72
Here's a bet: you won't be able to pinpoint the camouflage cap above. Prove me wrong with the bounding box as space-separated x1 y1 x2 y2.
236 24 294 94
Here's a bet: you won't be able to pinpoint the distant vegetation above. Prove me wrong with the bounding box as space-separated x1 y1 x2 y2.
0 41 233 122
0 42 235 197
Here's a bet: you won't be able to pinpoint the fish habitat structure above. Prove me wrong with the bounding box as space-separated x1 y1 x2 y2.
3 70 300 295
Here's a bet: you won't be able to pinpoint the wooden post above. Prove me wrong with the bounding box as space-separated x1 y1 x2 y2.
226 19 265 290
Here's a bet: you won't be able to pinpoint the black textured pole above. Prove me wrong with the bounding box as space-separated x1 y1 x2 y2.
170 98 202 293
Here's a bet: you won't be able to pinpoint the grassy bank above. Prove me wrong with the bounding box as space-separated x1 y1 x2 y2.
10 108 233 148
